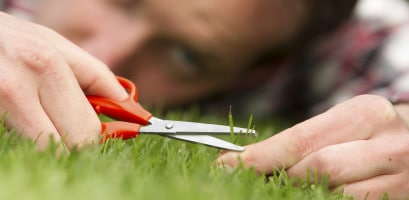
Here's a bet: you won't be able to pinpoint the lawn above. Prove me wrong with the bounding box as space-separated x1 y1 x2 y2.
0 112 352 200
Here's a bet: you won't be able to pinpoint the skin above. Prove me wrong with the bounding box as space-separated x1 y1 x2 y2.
33 0 304 106
0 0 408 199
0 12 127 150
217 95 409 199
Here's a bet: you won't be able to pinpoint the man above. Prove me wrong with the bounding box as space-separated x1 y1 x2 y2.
1 0 409 199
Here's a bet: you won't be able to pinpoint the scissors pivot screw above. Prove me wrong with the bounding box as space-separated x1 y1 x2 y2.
88 76 254 151
165 124 174 129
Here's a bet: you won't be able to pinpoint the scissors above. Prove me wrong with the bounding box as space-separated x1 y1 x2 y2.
87 76 256 152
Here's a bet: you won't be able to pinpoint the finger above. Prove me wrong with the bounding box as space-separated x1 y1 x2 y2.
6 104 65 151
342 173 409 200
36 25 128 100
17 42 102 150
0 13 104 150
0 75 63 150
3 14 128 101
286 134 408 186
217 95 402 174
39 77 101 150
216 140 286 174
0 13 127 101
38 60 101 150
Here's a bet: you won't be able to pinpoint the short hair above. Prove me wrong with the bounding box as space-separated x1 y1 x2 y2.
298 0 358 47
252 0 358 66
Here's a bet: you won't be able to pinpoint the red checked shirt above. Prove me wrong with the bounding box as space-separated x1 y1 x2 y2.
0 0 36 20
303 0 409 117
2 0 409 121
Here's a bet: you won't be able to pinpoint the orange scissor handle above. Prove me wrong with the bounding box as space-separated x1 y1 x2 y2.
100 121 142 141
87 76 153 140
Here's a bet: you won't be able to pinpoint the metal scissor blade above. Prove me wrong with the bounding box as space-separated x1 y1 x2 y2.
167 134 245 152
140 117 257 136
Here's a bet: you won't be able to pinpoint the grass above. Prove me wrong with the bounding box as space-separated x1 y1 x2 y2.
0 112 352 200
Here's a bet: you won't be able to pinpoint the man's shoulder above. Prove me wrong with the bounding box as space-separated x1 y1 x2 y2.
0 0 6 10
355 0 409 28
303 0 409 114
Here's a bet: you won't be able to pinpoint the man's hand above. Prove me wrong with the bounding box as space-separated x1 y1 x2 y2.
0 12 128 150
217 94 409 200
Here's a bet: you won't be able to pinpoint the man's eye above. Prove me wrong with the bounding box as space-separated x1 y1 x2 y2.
170 46 201 74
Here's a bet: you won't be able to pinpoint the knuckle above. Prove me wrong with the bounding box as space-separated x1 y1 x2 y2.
238 145 273 174
342 95 398 134
16 38 61 76
240 151 258 167
0 76 19 101
354 95 396 122
287 125 318 157
309 148 341 179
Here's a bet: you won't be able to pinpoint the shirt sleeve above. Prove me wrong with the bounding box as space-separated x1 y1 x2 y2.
356 0 409 104
370 25 409 104
308 0 409 115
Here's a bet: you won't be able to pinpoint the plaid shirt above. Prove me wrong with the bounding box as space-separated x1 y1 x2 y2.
1 0 36 20
305 0 409 115
3 0 409 120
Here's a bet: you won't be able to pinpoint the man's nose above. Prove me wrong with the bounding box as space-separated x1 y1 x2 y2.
78 18 152 69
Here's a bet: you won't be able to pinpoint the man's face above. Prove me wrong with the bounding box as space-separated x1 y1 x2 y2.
34 0 304 107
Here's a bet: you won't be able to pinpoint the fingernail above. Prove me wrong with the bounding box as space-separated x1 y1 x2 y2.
217 163 234 173
218 151 240 160
216 151 241 171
